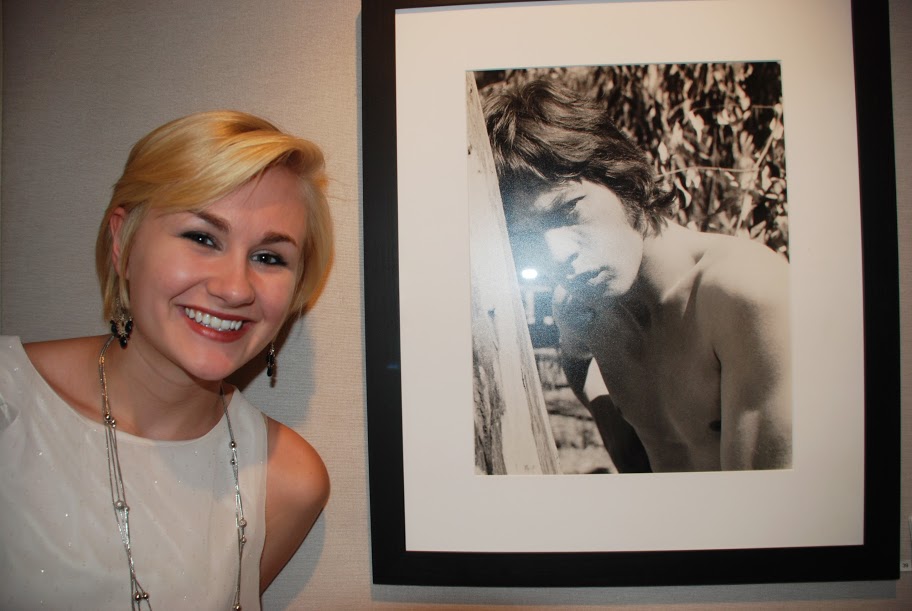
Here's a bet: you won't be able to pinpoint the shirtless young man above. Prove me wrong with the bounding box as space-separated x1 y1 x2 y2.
484 80 792 473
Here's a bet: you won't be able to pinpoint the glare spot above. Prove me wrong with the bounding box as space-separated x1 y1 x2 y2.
520 268 538 280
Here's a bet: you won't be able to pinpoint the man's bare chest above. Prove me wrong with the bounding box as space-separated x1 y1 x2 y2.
583 306 722 446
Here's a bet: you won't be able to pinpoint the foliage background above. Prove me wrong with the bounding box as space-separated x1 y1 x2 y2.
476 63 789 258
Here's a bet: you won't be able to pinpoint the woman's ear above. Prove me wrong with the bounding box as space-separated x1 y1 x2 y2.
109 207 128 277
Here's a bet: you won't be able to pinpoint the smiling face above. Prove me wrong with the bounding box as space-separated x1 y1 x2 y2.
508 180 645 303
111 166 308 382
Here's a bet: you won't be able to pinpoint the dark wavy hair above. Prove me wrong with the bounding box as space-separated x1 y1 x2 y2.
483 79 676 233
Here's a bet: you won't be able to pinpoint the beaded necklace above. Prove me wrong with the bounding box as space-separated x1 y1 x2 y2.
98 336 247 610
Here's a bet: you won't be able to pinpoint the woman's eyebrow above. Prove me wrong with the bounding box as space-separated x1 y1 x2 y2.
261 232 299 248
193 210 299 248
193 210 230 232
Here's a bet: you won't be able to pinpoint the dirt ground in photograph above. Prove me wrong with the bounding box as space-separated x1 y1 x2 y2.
544 386 616 474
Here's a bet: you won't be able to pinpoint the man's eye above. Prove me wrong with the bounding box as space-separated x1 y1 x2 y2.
559 197 583 217
538 197 582 228
252 252 288 267
182 231 216 247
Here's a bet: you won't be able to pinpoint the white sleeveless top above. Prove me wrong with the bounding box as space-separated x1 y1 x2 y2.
0 337 267 610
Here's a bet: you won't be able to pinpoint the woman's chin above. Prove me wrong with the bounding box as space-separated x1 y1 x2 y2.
179 354 248 383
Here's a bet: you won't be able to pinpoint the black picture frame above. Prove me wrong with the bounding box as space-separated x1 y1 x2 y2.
362 0 899 587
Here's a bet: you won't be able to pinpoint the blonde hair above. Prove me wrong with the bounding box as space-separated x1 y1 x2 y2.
96 110 333 321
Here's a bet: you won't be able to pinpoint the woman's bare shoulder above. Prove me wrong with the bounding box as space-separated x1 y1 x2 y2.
22 335 107 415
265 418 330 505
261 417 329 590
24 335 106 367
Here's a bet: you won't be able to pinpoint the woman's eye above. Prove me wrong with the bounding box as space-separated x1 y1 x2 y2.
252 252 288 267
182 231 216 247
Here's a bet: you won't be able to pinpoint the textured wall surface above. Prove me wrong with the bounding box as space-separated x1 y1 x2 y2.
1 0 909 608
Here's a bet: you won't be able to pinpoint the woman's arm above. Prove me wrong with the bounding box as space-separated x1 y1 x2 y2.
260 418 330 592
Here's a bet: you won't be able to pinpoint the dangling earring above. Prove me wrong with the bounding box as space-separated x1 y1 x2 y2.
110 298 133 348
266 342 277 378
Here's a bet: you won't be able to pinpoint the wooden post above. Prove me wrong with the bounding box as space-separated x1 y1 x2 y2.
467 74 560 475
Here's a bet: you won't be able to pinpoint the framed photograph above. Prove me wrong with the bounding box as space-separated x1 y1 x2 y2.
363 0 899 586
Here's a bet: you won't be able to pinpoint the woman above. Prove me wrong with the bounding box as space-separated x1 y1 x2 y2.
0 110 333 609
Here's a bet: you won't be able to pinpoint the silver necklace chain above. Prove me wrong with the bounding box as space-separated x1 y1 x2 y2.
98 335 247 610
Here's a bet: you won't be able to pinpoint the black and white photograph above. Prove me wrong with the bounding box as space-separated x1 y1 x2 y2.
363 0 896 586
470 64 792 475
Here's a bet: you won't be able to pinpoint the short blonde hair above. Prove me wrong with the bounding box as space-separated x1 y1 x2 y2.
96 110 333 321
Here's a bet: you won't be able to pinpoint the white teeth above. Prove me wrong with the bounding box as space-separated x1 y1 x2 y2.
184 308 243 332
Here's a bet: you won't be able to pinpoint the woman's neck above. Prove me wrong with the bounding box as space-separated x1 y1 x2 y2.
99 336 227 441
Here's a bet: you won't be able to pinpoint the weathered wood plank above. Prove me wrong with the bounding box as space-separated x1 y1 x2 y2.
467 73 560 475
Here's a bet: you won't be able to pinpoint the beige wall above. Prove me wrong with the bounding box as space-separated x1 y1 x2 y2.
1 0 909 608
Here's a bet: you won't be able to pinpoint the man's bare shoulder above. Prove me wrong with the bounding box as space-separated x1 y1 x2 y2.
695 234 789 307
691 234 790 342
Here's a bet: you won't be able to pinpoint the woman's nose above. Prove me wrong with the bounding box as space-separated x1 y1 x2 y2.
206 257 255 306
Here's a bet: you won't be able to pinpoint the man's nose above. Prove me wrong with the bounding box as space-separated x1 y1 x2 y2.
544 228 577 265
